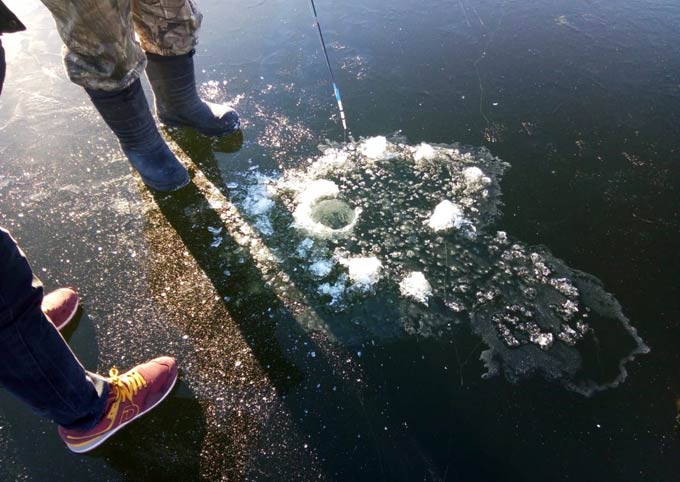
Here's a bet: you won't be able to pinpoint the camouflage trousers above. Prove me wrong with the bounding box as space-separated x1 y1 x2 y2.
40 0 202 91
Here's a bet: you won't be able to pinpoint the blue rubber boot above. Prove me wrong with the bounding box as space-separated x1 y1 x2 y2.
145 50 240 137
86 79 190 192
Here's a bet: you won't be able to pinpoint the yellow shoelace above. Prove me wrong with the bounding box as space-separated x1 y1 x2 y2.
108 368 148 403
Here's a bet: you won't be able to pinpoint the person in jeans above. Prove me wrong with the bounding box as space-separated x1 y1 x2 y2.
1 4 177 454
39 0 241 191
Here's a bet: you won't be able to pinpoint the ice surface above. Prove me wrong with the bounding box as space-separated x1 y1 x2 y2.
234 136 648 395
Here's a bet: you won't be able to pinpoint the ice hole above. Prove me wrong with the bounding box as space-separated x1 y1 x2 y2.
311 199 357 230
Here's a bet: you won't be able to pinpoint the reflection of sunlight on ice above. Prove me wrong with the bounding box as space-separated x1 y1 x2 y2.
198 80 245 107
250 104 314 161
340 54 369 80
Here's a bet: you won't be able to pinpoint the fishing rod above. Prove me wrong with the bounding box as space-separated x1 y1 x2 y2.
309 0 349 137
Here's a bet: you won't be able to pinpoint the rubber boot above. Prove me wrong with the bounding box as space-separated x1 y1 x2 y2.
86 79 190 192
145 50 240 137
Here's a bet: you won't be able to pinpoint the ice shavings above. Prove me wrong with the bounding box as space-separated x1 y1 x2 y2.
254 217 273 236
208 226 223 248
240 172 276 236
462 166 492 192
297 179 339 205
243 179 274 216
296 238 315 257
233 136 648 396
309 259 334 278
318 275 348 307
530 332 554 350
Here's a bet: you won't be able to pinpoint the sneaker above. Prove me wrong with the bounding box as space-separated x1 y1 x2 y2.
58 357 178 453
42 287 79 331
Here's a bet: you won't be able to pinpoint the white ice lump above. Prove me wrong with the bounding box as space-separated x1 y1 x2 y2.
340 256 382 291
427 200 466 232
399 271 433 305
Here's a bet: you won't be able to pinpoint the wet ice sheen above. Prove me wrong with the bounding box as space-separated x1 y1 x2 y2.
237 136 648 395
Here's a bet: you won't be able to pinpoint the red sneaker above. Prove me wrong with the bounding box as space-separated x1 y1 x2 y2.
58 357 178 453
42 287 79 331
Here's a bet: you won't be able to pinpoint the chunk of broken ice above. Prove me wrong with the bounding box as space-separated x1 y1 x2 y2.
413 143 436 162
462 166 491 191
359 136 388 159
530 332 554 350
427 200 466 232
341 256 382 291
399 271 433 305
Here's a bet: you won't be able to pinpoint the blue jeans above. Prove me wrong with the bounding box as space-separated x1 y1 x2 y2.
0 39 5 95
0 228 109 430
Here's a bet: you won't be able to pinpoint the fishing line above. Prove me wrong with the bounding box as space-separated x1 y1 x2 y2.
309 0 349 139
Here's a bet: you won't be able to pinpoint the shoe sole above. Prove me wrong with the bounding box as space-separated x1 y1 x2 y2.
48 296 79 332
143 172 191 192
64 371 178 454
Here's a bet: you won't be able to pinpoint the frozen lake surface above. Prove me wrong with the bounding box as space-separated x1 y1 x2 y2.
0 0 679 481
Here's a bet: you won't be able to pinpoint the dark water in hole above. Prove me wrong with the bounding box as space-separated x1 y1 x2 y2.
0 0 679 481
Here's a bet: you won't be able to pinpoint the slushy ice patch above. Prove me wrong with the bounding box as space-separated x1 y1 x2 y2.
234 136 648 395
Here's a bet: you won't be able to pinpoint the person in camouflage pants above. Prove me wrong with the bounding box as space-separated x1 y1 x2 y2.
41 0 201 91
40 0 241 191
